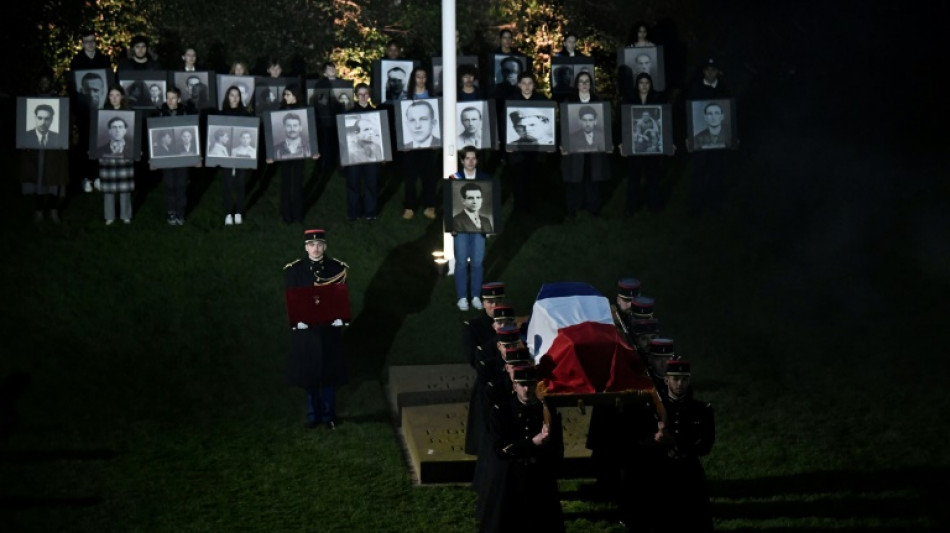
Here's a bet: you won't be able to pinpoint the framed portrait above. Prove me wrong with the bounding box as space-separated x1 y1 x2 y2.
16 97 70 150
205 115 261 169
621 104 673 156
331 86 355 112
430 56 479 95
336 110 393 167
307 79 351 113
146 115 202 169
442 178 502 234
559 101 612 154
88 109 141 161
686 99 737 152
172 71 216 110
504 100 557 152
373 59 417 103
254 76 298 116
617 46 666 91
71 69 109 110
550 57 595 95
492 54 531 90
264 107 318 161
216 74 255 110
394 97 442 151
117 70 168 110
455 100 497 151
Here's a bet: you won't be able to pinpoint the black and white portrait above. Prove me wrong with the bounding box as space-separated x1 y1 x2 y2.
431 56 478 95
619 46 666 91
16 97 69 150
561 102 611 154
73 69 108 109
687 99 736 151
396 98 441 150
205 115 260 169
551 57 595 94
379 59 414 102
267 109 316 161
494 54 528 87
256 86 282 114
331 88 354 111
506 103 556 151
173 71 213 109
456 101 491 150
118 70 167 109
94 110 136 159
146 115 201 168
336 110 392 166
217 75 255 109
633 106 662 154
448 180 495 234
307 85 329 109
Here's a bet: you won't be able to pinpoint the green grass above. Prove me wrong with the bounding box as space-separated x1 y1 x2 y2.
1 130 947 533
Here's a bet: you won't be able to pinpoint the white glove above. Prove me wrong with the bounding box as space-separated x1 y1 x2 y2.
295 322 309 330
331 319 344 327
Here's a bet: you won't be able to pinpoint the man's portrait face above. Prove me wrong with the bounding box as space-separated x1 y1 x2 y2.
240 132 252 146
149 85 162 100
160 131 173 147
704 104 723 128
406 103 434 143
132 42 148 59
461 109 481 135
186 76 201 97
356 119 377 142
283 116 302 140
579 111 597 134
502 60 520 86
34 108 54 134
516 115 543 141
180 130 193 144
635 54 652 74
108 119 127 141
386 69 406 96
462 187 483 213
82 77 104 107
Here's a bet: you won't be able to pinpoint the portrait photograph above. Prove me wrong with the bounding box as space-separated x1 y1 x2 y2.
374 59 415 103
505 100 557 152
216 74 255 110
16 97 70 150
618 46 666 91
254 76 296 116
204 115 261 169
89 109 141 161
493 54 530 89
117 70 168 110
336 110 393 167
264 107 318 162
172 71 215 110
72 69 109 110
146 115 201 169
331 87 355 112
550 57 595 95
559 101 612 154
442 178 503 234
686 99 737 152
430 55 478 95
455 100 497 151
394 97 442 151
621 104 674 156
306 81 329 110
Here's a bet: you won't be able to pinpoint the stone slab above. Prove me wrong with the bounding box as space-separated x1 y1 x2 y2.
387 364 474 416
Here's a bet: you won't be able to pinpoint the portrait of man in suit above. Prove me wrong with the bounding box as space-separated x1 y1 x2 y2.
185 75 210 109
457 105 484 149
401 99 440 149
97 116 134 159
151 128 176 157
178 128 198 155
452 181 493 233
692 101 730 150
273 111 311 160
568 104 605 152
79 72 105 109
24 103 60 149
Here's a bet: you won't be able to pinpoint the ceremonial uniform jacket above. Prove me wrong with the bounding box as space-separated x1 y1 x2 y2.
657 390 715 532
284 255 348 388
463 314 503 455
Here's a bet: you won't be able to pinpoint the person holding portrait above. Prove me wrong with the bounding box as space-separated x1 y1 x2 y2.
343 83 382 221
267 84 319 224
21 71 69 223
70 29 112 194
561 70 610 218
622 72 672 214
154 86 197 225
450 147 493 311
218 85 255 226
96 86 136 224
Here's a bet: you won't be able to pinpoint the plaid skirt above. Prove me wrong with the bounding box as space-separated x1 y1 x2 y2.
98 157 135 193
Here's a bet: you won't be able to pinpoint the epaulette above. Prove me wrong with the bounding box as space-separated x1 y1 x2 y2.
337 259 350 270
283 258 301 270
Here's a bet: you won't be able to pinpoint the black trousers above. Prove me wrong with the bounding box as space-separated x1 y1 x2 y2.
163 167 189 216
280 160 305 222
222 168 246 215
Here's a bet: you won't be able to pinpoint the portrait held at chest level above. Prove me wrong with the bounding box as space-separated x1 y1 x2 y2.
559 101 613 154
443 178 503 234
117 70 169 110
455 100 498 151
264 108 318 162
618 46 666 91
550 56 594 95
430 55 479 95
394 97 442 151
172 71 215 110
336 110 393 167
205 115 261 169
255 77 297 116
373 59 416 103
621 104 674 156
505 100 558 152
72 69 109 110
493 54 530 89
16 97 70 150
216 75 255 110
88 109 142 161
146 115 202 169
686 98 738 152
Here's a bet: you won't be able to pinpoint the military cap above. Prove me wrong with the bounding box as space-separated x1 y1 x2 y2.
665 359 691 376
649 338 675 357
304 229 326 244
617 277 642 299
493 305 515 321
497 325 522 345
481 282 506 300
630 296 655 318
512 366 539 383
632 318 660 335
502 346 533 365
509 110 549 123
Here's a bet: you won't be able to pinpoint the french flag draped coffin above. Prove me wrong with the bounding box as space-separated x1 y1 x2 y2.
527 282 653 394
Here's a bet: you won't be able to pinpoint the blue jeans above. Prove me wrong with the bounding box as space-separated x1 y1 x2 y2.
306 386 336 423
454 233 485 299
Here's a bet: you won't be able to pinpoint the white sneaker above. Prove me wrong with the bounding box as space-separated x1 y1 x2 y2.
471 297 483 310
225 214 233 226
93 178 101 191
457 298 469 311
83 179 93 193
234 213 243 225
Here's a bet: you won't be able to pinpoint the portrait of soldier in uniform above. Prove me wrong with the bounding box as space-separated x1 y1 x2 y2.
507 108 555 146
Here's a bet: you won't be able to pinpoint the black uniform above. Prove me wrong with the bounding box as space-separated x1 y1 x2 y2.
463 314 502 454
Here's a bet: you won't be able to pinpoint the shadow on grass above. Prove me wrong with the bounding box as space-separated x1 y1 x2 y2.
244 163 278 214
0 496 102 510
